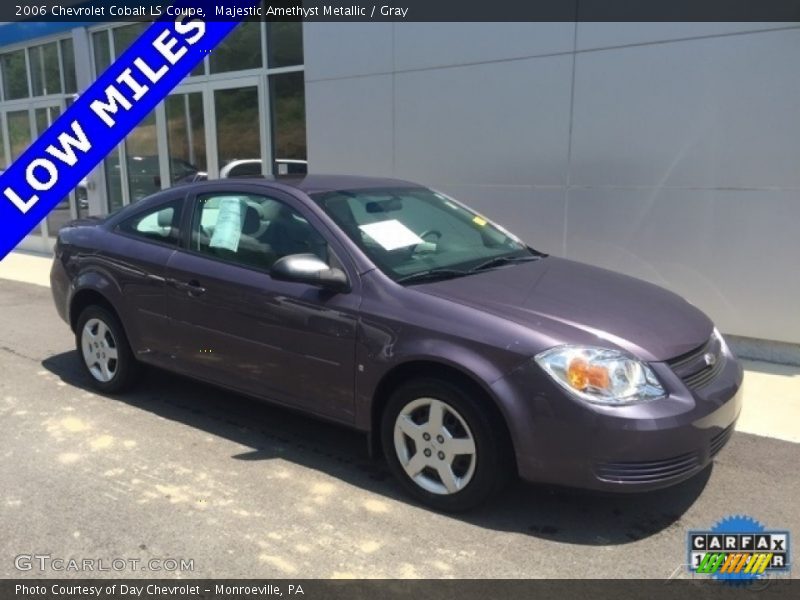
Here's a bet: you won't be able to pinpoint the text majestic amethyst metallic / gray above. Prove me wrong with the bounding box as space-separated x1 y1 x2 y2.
50 175 742 510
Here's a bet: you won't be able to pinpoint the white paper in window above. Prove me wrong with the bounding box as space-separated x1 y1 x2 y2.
209 197 243 251
359 220 424 251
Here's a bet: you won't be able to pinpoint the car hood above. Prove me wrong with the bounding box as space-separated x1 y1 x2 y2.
415 257 713 362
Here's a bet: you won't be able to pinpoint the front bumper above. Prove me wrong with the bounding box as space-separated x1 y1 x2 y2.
492 345 744 492
50 255 71 326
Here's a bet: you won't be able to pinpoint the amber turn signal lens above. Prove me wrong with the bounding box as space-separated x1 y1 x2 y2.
566 357 610 391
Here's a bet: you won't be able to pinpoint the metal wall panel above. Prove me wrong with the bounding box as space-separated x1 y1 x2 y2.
303 23 800 343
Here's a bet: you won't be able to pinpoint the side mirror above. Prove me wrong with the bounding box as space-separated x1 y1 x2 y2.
270 254 349 292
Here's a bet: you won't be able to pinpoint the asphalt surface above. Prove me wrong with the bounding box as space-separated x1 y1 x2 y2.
0 279 798 579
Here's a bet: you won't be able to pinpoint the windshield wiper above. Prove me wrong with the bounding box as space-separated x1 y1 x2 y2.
471 253 542 273
395 268 470 285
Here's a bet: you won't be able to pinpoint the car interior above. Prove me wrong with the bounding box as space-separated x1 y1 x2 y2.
191 195 329 271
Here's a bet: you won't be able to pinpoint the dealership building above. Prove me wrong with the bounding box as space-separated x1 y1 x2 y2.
0 21 798 351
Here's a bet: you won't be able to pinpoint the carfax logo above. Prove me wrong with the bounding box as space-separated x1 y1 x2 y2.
688 515 791 581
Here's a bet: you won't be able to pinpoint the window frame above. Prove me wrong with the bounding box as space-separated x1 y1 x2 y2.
112 195 185 250
178 184 354 283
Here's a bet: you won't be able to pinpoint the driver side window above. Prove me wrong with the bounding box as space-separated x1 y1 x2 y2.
190 193 328 271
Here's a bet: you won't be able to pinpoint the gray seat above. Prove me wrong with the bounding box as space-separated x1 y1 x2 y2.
261 206 326 261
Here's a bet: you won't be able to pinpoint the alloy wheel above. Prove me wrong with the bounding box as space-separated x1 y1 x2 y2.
80 317 119 383
393 397 477 495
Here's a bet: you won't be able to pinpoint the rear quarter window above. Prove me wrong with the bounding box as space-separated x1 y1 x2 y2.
116 199 182 246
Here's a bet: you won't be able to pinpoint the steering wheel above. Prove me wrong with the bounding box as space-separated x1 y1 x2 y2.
418 229 443 242
408 229 442 256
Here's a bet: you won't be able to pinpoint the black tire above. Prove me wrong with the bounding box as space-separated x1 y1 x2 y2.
75 305 139 394
381 377 513 511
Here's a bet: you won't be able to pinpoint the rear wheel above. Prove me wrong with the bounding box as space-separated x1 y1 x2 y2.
381 377 512 511
76 305 138 393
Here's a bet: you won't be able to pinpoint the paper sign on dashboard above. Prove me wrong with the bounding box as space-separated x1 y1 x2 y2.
359 220 424 251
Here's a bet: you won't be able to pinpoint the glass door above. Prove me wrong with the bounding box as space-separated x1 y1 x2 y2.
209 77 266 179
164 77 266 187
4 109 43 244
34 103 75 241
165 91 207 184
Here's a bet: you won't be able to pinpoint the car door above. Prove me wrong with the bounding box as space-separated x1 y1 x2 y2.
105 194 184 361
164 185 360 422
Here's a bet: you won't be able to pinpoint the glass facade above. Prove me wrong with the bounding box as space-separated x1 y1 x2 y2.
6 109 39 239
270 72 307 166
60 38 77 94
6 110 31 161
0 112 5 169
30 42 62 97
215 86 262 176
91 30 111 74
268 23 303 68
165 92 207 184
104 148 125 213
113 23 147 58
35 105 73 236
209 21 262 74
0 21 307 252
1 50 28 100
1 30 84 249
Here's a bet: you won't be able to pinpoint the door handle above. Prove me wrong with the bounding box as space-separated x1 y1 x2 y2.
175 279 206 296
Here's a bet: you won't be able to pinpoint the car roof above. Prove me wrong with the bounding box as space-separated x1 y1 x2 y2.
245 174 424 194
108 174 428 224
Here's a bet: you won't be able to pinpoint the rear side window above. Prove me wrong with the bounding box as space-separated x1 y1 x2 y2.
116 199 182 246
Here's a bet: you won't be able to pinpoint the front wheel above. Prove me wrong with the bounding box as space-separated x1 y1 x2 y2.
381 378 512 511
75 305 139 393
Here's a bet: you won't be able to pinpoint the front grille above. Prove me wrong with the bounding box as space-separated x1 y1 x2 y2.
710 423 735 457
595 451 701 484
667 335 725 390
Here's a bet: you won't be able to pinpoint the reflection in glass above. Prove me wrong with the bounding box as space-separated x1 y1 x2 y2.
61 38 78 94
7 110 31 161
125 111 161 204
190 57 205 77
8 110 42 237
0 114 5 169
215 87 261 176
210 21 262 73
104 148 124 213
62 96 88 218
113 23 147 58
36 106 73 236
92 31 111 75
1 51 29 100
166 93 206 184
270 72 307 168
268 22 303 68
30 43 62 97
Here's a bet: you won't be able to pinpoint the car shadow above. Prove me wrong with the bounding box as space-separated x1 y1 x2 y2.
42 350 711 546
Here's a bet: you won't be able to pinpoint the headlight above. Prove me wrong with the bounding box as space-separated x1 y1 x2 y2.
534 346 665 405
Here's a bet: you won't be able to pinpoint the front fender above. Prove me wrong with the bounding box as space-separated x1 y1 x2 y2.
354 320 528 432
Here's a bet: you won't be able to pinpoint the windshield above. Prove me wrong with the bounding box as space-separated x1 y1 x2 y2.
313 187 539 283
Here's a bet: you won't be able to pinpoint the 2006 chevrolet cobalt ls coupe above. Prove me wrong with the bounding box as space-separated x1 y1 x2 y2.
51 175 742 510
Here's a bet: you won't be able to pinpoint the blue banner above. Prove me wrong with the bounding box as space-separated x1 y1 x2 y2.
0 1 259 259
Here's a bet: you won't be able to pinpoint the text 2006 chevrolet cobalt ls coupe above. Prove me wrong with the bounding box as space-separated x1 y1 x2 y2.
51 176 742 510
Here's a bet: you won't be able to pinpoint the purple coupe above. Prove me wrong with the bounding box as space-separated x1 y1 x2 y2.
50 175 742 510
